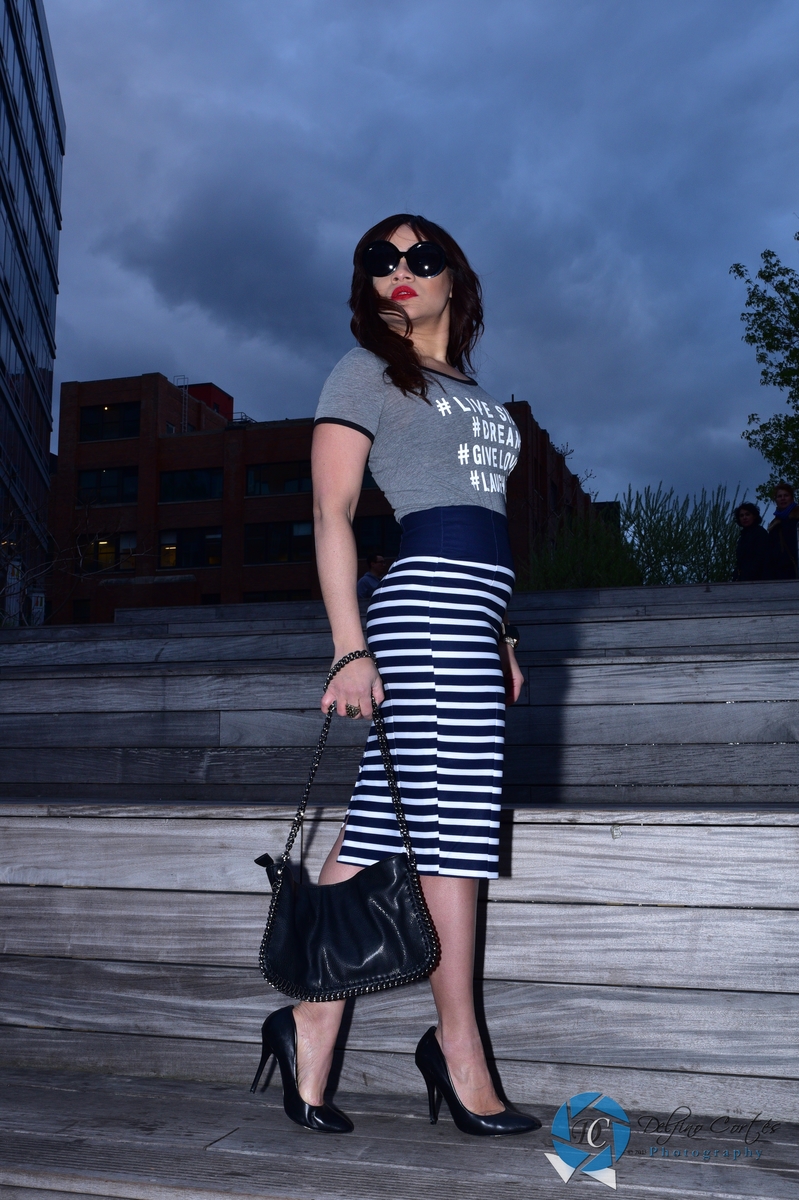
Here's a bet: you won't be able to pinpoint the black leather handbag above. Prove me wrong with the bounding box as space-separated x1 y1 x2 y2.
255 652 440 1002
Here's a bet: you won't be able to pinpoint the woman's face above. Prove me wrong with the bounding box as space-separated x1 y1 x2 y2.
371 223 452 331
775 488 794 510
738 508 756 528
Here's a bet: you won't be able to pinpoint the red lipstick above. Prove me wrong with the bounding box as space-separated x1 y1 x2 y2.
391 286 417 300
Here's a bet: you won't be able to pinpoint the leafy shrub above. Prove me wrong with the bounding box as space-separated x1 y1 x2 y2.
519 483 741 591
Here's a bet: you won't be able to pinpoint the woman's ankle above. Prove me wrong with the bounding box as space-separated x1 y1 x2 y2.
435 1024 486 1063
293 1001 345 1036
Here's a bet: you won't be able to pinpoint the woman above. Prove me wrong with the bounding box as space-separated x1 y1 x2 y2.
767 482 799 579
261 214 540 1138
732 502 770 581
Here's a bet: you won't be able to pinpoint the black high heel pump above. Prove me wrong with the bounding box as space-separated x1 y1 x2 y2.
415 1027 541 1137
250 1006 353 1133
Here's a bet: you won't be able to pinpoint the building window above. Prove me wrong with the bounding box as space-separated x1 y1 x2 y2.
244 521 313 563
159 468 223 503
353 514 401 557
77 467 139 505
79 402 140 441
166 422 175 435
201 593 221 605
159 527 222 569
246 461 312 496
77 532 137 573
243 590 313 602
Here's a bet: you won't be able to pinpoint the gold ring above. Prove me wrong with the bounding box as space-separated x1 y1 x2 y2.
345 703 361 719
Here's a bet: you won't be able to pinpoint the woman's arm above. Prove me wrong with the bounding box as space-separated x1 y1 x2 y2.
312 422 384 718
499 642 524 705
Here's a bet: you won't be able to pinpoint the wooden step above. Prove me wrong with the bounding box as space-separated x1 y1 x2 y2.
0 1070 796 1200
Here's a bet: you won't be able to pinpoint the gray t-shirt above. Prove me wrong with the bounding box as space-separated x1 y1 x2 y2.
314 348 520 522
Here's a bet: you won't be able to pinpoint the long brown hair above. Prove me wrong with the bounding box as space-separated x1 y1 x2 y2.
349 214 484 400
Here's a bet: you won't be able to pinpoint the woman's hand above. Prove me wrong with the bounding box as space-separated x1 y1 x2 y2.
499 642 524 705
321 655 385 719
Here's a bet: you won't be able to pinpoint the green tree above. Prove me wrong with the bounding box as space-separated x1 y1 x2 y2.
731 232 799 502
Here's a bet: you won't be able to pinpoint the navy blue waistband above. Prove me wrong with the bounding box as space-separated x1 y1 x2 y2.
398 506 514 571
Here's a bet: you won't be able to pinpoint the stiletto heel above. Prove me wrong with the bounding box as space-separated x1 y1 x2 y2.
422 1071 442 1124
253 1006 353 1134
414 1027 541 1137
249 1022 274 1093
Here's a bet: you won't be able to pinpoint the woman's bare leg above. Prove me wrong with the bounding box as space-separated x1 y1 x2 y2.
421 875 504 1116
290 828 359 1105
291 845 501 1114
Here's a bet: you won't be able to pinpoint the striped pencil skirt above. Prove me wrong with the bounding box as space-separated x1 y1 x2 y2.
338 505 515 879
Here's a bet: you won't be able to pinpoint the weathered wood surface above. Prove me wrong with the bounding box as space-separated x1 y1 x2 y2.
3 700 791 744
4 1034 799 1130
1 1070 798 1200
4 815 799 905
510 576 799 612
518 614 799 652
3 700 798 747
0 671 320 712
4 657 799 709
4 781 797 804
4 575 798 807
2 583 799 1133
5 802 799 823
508 700 799 743
2 956 797 1076
114 597 333 625
5 613 799 665
0 746 362 785
2 742 798 789
0 710 369 748
111 578 799 620
3 804 798 1121
517 657 799 703
3 1080 791 1200
0 816 286 891
0 711 222 746
0 631 334 667
2 895 795 991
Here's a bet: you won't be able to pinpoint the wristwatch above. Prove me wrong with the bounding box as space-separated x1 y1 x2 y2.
500 622 520 650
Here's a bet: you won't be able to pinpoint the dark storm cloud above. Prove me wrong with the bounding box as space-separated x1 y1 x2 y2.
112 179 350 358
46 0 799 496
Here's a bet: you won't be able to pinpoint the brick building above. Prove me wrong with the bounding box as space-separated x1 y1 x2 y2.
48 372 590 623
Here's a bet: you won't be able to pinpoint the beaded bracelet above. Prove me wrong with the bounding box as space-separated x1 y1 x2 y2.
323 649 377 693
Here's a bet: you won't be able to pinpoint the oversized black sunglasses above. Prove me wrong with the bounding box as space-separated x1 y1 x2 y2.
362 240 448 279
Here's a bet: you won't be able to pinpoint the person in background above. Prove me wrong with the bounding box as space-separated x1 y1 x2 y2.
767 482 799 580
732 502 770 581
356 550 391 598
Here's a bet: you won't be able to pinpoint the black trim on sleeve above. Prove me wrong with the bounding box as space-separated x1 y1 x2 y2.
313 417 375 443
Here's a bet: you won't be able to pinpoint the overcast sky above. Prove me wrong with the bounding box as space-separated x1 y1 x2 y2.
45 0 799 501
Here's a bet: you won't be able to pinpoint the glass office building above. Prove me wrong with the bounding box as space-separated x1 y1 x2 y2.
0 0 63 593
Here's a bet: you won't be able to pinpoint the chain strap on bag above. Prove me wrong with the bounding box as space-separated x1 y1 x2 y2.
255 650 440 1001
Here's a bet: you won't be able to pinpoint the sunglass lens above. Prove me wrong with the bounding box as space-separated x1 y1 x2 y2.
405 243 447 277
362 241 399 277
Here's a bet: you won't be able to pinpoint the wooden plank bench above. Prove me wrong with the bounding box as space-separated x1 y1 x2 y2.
1 581 797 1132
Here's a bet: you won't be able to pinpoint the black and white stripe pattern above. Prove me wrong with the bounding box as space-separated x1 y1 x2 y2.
339 555 515 878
